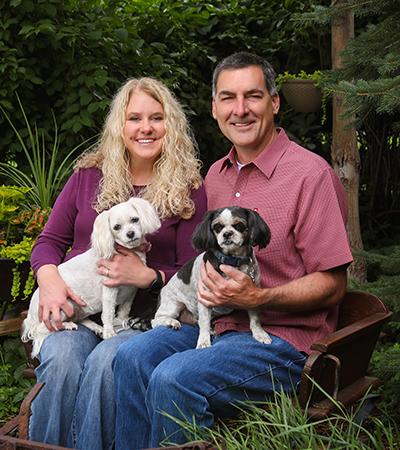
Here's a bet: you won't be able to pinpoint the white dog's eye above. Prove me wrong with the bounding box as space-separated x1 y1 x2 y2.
114 224 121 231
131 217 139 224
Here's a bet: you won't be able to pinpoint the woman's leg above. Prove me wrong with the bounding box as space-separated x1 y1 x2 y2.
70 328 142 450
113 324 200 450
30 325 101 447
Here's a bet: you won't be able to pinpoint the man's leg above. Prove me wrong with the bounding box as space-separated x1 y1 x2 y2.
30 325 101 447
70 328 142 450
146 331 307 448
113 324 200 450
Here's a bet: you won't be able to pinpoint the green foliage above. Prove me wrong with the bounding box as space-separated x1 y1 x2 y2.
0 185 31 241
353 246 400 413
296 0 400 130
275 70 323 88
0 0 331 173
0 337 35 422
0 96 97 210
160 387 400 449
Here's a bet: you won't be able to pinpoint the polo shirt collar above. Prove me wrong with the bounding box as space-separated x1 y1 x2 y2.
219 128 290 179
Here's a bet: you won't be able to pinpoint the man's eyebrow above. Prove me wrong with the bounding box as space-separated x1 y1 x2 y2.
217 88 265 98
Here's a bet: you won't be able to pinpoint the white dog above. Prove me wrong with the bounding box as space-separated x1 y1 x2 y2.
22 197 161 358
152 206 273 348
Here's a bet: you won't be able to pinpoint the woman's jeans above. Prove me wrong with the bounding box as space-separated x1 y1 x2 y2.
113 324 307 450
29 324 141 450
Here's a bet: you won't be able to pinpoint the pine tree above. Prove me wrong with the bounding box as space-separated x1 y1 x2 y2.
297 0 400 130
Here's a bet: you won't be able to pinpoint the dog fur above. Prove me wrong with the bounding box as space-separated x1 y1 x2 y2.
151 206 272 348
22 197 161 358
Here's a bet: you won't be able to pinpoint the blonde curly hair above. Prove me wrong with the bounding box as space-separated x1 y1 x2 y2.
75 77 203 219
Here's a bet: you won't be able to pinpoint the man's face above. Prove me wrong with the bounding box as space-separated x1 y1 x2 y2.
212 66 280 162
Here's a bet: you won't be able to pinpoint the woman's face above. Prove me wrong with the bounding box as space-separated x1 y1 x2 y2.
123 89 166 165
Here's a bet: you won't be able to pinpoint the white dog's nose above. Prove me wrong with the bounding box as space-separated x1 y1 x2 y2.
127 231 136 239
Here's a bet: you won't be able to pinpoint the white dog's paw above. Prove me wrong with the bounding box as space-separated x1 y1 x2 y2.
196 336 211 349
151 317 181 330
102 328 117 339
63 322 78 331
252 329 272 345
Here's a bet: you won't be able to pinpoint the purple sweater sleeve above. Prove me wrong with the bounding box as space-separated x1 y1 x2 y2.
31 168 101 277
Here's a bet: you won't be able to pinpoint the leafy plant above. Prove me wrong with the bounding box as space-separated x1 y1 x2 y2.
275 70 323 88
159 387 399 449
352 246 400 414
276 70 327 124
0 95 97 210
0 184 51 305
0 337 35 423
0 185 32 242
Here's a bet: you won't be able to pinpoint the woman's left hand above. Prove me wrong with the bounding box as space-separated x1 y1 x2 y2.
97 246 159 289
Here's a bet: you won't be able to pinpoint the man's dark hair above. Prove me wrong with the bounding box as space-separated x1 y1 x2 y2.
212 52 277 98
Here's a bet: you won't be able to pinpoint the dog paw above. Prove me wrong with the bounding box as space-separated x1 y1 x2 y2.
63 322 78 331
253 330 272 345
196 337 211 349
103 329 117 339
152 317 181 330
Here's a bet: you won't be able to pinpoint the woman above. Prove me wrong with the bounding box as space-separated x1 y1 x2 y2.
29 77 207 450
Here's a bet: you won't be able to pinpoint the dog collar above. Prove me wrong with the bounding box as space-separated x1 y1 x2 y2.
212 248 253 268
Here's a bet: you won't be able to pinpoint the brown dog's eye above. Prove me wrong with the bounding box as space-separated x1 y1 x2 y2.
233 222 247 233
213 223 223 234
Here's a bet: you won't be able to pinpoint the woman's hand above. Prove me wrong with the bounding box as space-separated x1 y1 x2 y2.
97 247 164 290
37 264 86 332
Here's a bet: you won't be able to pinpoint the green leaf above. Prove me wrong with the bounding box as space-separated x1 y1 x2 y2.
115 28 128 41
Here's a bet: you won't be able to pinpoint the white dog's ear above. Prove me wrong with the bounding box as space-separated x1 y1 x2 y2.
91 210 115 259
127 197 161 234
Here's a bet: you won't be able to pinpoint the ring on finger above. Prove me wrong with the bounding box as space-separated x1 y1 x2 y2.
106 268 109 277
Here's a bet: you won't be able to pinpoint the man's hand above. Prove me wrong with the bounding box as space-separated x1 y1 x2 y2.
196 261 261 310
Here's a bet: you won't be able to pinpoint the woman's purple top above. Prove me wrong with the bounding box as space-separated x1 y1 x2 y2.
31 167 207 315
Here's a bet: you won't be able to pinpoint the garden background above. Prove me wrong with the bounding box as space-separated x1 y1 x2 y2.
1 0 400 445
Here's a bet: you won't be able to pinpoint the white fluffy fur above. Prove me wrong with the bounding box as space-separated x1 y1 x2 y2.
152 206 273 349
22 197 161 358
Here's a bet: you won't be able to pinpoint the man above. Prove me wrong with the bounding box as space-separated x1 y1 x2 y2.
112 52 353 450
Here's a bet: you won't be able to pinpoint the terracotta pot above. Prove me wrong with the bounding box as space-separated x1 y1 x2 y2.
280 79 323 113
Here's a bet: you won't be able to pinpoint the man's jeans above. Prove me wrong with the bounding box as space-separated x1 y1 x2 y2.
113 324 307 450
29 324 141 450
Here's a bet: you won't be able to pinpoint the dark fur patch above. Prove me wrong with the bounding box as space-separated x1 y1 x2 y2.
177 258 196 285
203 250 223 275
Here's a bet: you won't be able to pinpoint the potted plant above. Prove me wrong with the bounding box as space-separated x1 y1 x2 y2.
275 70 326 116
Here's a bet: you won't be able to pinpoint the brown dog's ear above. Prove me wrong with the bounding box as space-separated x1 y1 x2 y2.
191 210 218 251
246 209 271 250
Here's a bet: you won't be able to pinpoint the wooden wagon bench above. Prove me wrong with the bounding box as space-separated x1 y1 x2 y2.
0 290 392 449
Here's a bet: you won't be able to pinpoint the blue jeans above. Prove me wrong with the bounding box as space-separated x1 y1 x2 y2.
29 324 141 450
113 324 307 450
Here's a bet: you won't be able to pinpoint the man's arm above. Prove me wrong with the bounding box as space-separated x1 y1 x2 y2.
197 261 347 312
